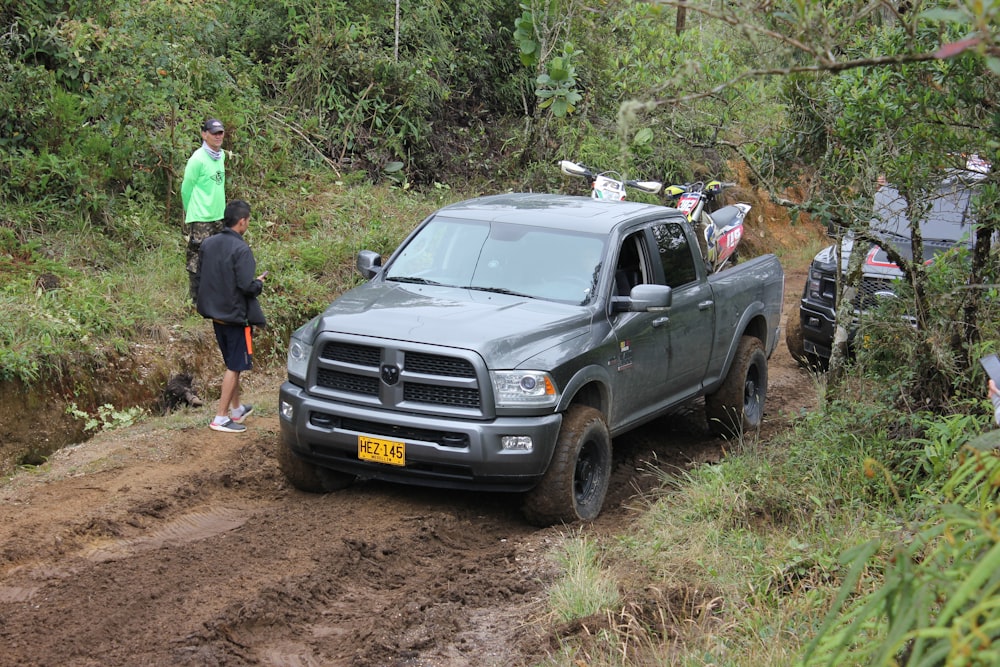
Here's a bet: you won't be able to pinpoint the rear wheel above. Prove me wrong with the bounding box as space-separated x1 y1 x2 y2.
277 436 355 492
522 406 612 526
706 336 768 439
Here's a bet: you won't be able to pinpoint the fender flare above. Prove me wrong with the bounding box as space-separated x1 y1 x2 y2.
705 303 770 395
555 364 613 416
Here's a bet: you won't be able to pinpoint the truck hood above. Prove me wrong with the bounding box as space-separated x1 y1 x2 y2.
830 232 962 279
314 282 590 367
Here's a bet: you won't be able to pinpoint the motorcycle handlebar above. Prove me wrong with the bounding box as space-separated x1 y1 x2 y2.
559 160 592 179
625 179 664 194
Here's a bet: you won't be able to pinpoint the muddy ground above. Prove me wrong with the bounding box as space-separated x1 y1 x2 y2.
0 259 819 667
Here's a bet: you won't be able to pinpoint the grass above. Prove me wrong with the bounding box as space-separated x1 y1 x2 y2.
529 370 1000 666
532 391 984 666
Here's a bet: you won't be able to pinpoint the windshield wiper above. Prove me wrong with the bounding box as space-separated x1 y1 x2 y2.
387 276 444 286
467 285 533 298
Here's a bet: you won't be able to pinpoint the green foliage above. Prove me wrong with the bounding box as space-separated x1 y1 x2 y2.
535 43 584 117
513 9 539 69
851 238 1000 410
548 534 621 622
802 446 1000 666
66 402 148 433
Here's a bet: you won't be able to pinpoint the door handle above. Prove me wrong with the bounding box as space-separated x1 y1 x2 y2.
653 317 670 327
698 300 714 310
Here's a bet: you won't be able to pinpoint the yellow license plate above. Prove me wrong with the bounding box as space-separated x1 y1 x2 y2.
358 435 405 466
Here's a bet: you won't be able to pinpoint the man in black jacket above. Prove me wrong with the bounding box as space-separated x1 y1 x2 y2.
196 200 266 433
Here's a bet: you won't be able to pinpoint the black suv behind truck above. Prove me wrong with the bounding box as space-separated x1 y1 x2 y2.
788 159 988 365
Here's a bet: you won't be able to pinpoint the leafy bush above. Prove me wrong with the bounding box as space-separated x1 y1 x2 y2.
803 443 1000 667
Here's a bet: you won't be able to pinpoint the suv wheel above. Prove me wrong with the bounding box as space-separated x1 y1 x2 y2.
706 336 767 439
522 405 612 526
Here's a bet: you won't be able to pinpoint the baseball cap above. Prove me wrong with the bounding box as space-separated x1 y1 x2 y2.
202 118 225 134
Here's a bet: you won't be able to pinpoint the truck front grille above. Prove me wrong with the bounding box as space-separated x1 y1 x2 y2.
853 277 898 311
316 369 379 396
405 352 475 377
320 342 380 366
313 340 484 414
404 382 480 408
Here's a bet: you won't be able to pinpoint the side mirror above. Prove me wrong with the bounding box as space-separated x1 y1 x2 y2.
630 284 672 311
356 250 383 279
610 284 672 313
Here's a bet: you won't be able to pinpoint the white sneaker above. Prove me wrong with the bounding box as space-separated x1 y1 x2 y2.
209 419 246 433
231 404 254 424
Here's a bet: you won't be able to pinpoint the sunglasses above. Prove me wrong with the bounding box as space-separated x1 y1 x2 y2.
209 130 225 136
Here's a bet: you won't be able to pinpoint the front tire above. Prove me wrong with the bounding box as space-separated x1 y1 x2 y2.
785 309 826 371
785 309 807 364
522 406 612 526
706 336 768 439
277 436 355 492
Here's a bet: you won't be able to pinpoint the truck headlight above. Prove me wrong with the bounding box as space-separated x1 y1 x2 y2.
808 268 826 299
287 337 312 383
490 371 558 408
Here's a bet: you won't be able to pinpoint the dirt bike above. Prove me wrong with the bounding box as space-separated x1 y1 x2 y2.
559 161 748 273
663 180 750 272
558 160 663 201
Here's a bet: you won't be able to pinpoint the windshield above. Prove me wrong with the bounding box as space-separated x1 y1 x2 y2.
385 216 606 305
870 180 977 244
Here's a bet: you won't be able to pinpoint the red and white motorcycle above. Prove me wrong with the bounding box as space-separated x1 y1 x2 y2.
663 180 750 272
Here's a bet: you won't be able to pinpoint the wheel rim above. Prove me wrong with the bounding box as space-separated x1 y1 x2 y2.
743 362 763 422
574 440 600 502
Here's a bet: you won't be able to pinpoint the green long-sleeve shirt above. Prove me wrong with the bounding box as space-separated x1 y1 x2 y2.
181 146 226 223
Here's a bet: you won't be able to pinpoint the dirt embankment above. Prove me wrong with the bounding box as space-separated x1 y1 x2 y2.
0 187 828 666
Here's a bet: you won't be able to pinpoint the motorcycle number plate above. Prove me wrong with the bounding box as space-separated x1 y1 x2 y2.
676 194 699 214
358 435 406 466
593 175 626 201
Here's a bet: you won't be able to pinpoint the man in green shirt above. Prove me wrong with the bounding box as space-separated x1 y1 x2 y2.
181 118 227 303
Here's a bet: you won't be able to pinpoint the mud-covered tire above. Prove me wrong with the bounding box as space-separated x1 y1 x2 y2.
785 309 807 364
522 406 612 526
277 436 355 492
706 336 768 439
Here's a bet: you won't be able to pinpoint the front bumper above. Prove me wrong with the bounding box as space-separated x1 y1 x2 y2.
278 382 563 492
799 299 835 360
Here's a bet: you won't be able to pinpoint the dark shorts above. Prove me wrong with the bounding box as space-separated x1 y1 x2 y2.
213 322 253 372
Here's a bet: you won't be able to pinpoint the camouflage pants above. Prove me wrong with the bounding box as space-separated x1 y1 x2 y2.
186 220 223 301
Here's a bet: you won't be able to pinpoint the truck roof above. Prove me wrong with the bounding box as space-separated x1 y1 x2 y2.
432 192 676 234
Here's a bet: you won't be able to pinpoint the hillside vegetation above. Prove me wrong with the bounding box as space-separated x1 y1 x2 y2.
3 0 1000 663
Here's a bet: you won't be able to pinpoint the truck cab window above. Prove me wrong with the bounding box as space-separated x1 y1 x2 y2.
652 221 697 287
615 233 649 296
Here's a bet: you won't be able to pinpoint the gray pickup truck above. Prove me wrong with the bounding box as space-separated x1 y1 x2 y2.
277 193 784 524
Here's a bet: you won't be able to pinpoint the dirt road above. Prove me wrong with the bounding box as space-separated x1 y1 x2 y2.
0 264 817 667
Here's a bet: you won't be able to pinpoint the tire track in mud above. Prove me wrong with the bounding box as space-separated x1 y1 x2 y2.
178 492 557 667
0 506 249 604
